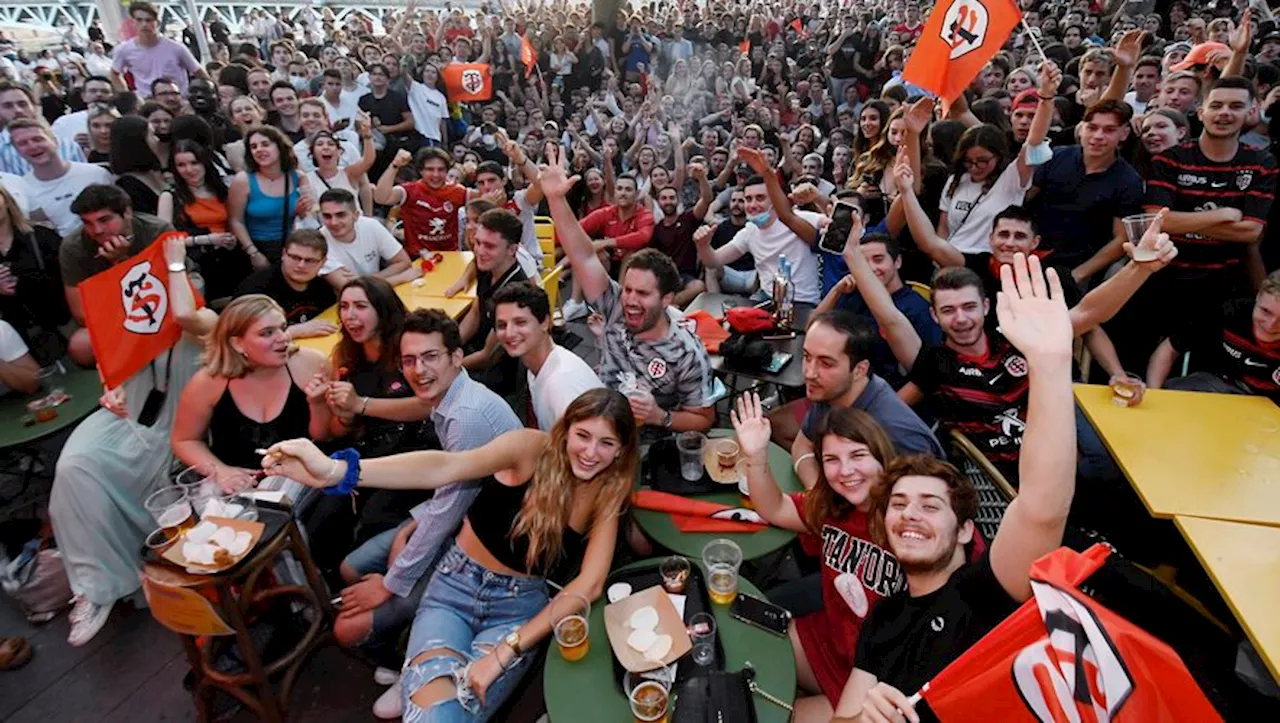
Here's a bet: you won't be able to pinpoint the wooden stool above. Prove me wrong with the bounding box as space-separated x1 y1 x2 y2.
141 504 332 723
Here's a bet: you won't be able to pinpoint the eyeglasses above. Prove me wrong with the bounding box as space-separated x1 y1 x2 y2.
400 350 446 369
963 155 997 168
283 251 323 266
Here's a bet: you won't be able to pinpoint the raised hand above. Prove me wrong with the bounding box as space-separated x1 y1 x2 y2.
995 253 1073 362
536 149 580 198
163 233 186 267
1123 207 1178 271
391 148 413 169
729 391 772 460
1231 9 1252 55
891 154 915 195
903 96 935 135
693 224 715 247
1110 29 1146 67
789 182 819 206
736 145 769 174
1037 60 1062 98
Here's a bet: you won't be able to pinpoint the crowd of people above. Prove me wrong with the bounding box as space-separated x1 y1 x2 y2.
0 0 1277 720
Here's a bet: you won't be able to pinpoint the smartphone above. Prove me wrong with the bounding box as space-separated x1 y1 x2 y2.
821 201 860 254
730 593 790 637
481 121 498 134
763 351 792 373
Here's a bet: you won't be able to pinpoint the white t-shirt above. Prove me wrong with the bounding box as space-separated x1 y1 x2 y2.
1 172 31 215
319 216 404 276
939 162 1031 254
50 109 89 147
322 93 362 125
0 319 30 396
1123 91 1149 117
24 162 113 236
293 127 363 173
529 345 604 432
407 81 448 142
726 209 824 304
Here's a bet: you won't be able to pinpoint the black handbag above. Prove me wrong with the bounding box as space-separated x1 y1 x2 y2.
671 669 760 723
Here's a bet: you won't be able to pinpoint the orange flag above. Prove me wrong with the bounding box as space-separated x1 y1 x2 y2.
921 544 1223 723
789 18 806 37
78 232 204 389
442 63 493 102
902 0 1021 103
738 38 750 54
520 34 537 78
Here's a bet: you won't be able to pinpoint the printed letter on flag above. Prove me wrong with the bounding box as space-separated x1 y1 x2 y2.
78 232 204 389
902 0 1021 103
443 63 493 102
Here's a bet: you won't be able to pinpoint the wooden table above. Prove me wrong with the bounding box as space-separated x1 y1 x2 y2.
632 429 802 561
1074 385 1280 526
542 559 796 723
1174 516 1280 683
295 252 475 356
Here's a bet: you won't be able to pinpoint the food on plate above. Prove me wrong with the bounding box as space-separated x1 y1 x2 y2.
643 634 673 662
627 627 658 653
628 605 659 631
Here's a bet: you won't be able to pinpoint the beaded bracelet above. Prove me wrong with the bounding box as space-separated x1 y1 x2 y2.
323 448 361 496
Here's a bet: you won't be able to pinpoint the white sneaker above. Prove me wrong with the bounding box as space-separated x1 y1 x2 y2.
67 596 111 647
372 681 402 719
562 299 589 321
373 666 398 686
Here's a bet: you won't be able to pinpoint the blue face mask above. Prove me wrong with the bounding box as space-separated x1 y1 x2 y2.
748 210 773 226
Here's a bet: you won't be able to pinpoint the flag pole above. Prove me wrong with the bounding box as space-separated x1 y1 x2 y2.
1022 18 1048 62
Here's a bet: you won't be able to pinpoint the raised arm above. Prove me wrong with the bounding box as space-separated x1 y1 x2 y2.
731 392 806 533
1225 10 1252 78
1100 30 1144 103
841 199 923 371
1016 61 1061 185
345 114 378 180
891 160 964 268
1068 208 1177 335
375 149 411 206
988 254 1075 602
737 146 818 244
163 234 217 337
539 151 611 301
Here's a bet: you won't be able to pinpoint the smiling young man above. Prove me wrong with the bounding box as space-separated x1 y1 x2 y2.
315 189 418 289
375 146 470 257
11 118 110 236
333 308 521 720
493 282 604 432
458 208 529 399
833 254 1078 723
267 80 304 142
542 158 714 434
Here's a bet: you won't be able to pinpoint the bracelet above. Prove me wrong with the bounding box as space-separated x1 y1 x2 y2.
1037 94 1055 101
360 396 370 415
793 452 815 475
323 448 361 496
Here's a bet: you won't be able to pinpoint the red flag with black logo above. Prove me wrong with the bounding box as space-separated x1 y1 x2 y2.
520 34 537 78
921 544 1222 722
77 232 204 389
902 0 1022 103
442 63 493 102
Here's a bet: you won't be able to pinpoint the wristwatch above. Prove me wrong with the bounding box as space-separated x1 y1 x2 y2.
168 262 186 273
504 630 522 655
661 410 673 428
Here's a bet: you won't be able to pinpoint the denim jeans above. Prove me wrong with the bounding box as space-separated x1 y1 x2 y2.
344 523 430 644
401 541 549 722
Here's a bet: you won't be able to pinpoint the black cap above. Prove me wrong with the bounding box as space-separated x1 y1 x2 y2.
1262 31 1280 46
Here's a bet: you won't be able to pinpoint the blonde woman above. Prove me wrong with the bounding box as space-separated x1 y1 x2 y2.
171 237 331 492
262 388 639 720
222 95 268 172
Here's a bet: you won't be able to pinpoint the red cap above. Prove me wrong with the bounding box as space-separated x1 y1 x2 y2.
1170 42 1230 72
1012 88 1040 111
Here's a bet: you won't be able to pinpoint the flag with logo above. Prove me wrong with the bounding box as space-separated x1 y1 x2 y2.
920 544 1222 722
902 0 1022 103
520 34 537 78
78 232 204 389
442 63 494 102
789 18 807 37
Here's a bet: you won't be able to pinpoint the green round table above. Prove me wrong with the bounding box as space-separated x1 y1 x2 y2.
543 559 796 723
0 366 101 450
634 429 803 561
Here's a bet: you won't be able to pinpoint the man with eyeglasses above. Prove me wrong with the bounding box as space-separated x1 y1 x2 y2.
148 78 183 116
110 1 207 97
234 229 337 340
327 309 520 719
49 75 114 150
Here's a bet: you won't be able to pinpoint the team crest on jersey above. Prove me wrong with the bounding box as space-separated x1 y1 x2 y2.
1004 355 1029 378
941 0 990 59
1272 366 1280 386
443 201 455 213
647 358 667 379
1238 171 1253 190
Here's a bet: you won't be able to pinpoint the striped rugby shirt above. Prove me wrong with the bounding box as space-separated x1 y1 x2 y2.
1145 141 1276 279
592 279 714 413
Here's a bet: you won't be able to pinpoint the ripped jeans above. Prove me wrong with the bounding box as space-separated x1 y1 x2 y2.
401 541 549 722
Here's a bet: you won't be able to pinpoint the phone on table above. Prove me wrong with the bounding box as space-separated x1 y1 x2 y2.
763 351 793 373
730 593 790 637
820 201 862 254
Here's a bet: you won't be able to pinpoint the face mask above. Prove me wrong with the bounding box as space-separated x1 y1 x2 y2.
748 210 772 226
291 76 309 91
155 132 171 143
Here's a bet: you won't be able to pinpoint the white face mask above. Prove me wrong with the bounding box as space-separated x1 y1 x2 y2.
291 76 309 92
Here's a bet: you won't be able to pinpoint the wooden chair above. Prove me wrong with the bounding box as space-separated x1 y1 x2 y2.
948 429 1016 542
907 281 931 303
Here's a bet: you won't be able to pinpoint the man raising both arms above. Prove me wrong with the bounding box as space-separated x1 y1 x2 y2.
833 254 1077 723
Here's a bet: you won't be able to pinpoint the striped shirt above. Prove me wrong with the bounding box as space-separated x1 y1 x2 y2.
0 127 86 176
592 279 714 413
382 369 522 596
1145 142 1276 278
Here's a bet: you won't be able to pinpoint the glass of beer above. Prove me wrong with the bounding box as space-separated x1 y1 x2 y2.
1110 372 1145 408
660 555 691 594
625 673 671 723
550 593 590 662
701 538 743 605
145 486 195 538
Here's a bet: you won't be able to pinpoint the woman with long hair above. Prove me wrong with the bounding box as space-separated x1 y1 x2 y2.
302 121 376 222
731 394 903 722
223 95 267 172
0 184 69 364
851 100 889 159
158 140 250 300
109 115 166 215
227 125 313 267
171 275 332 492
262 387 639 720
85 103 117 164
850 106 904 199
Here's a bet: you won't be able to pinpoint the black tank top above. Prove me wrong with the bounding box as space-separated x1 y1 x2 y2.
345 360 439 458
209 366 312 469
466 476 588 581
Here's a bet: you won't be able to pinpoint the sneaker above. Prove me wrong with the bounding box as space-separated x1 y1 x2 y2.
67 596 111 647
373 666 398 686
562 299 589 321
372 681 402 719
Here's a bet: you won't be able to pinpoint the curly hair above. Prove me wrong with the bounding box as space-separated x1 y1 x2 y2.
868 455 978 549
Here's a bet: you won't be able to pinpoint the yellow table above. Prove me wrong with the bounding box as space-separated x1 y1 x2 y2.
295 252 476 356
1074 384 1280 526
1174 515 1280 683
